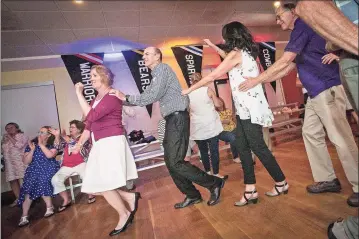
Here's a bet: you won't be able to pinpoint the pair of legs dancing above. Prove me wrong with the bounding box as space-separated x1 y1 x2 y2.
234 118 287 206
195 135 226 178
163 111 225 208
303 85 358 207
97 188 140 236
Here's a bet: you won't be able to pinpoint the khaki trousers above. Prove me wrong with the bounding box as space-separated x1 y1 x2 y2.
302 85 358 192
51 163 86 194
339 52 358 114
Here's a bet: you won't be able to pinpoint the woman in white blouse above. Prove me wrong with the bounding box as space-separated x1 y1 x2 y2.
183 22 288 207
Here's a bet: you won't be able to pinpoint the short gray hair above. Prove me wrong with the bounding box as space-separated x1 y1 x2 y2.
154 47 163 62
282 2 296 11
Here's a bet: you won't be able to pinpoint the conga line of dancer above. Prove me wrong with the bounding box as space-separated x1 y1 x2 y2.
12 5 358 235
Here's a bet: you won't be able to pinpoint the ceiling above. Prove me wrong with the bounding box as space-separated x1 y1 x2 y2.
1 0 290 59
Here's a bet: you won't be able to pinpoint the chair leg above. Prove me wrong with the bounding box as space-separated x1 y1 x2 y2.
69 177 75 203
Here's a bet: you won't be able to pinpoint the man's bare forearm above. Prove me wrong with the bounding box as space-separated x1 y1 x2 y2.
258 55 295 83
263 62 296 83
296 1 358 56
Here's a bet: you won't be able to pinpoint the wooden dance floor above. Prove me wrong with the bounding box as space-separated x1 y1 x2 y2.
2 138 358 239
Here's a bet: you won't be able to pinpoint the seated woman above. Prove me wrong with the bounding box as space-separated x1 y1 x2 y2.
18 126 59 227
50 120 95 213
188 72 227 179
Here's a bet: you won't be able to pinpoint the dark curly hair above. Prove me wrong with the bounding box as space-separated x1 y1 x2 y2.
69 120 85 134
222 21 259 59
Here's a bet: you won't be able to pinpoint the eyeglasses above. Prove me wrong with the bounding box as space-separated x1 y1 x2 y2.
144 52 157 56
38 132 49 135
275 9 290 21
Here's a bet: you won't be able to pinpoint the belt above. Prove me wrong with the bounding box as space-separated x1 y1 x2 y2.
164 110 187 120
340 51 359 60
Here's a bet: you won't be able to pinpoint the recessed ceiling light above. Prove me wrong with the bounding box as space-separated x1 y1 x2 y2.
75 0 83 4
274 1 281 8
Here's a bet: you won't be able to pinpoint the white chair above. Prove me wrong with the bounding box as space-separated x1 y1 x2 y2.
65 173 82 203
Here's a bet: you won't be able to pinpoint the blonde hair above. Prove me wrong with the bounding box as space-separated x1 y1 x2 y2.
189 72 202 85
91 65 114 86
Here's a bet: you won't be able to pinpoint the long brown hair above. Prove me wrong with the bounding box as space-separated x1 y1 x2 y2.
222 21 259 59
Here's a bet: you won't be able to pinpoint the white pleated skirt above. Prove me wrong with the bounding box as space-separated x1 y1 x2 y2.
81 135 138 193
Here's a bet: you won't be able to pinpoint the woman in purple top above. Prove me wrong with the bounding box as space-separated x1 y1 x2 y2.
73 65 139 236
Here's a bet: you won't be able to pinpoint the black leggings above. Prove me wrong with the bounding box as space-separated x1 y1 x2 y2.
235 118 285 184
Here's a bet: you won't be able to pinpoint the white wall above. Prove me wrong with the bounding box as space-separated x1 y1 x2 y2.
1 83 60 192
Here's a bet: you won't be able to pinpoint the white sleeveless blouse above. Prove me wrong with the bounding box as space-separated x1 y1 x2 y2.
229 50 274 127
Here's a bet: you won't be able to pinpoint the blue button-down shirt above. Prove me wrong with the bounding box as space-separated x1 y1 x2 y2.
285 18 341 98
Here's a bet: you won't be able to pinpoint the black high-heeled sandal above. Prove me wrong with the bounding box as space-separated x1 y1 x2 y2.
234 190 258 207
265 182 289 197
109 213 134 236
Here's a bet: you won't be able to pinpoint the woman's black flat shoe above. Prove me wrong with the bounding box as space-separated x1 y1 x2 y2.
133 192 142 213
129 192 142 224
109 214 134 236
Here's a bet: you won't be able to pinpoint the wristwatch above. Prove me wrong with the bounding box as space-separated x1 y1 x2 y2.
125 95 130 103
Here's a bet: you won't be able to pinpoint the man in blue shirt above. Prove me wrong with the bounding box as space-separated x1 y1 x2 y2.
295 0 358 114
239 3 358 207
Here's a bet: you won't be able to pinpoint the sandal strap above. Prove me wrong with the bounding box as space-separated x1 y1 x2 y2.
274 186 281 195
19 216 29 224
243 189 257 202
45 207 54 216
274 182 288 194
243 193 249 202
58 204 68 210
275 182 288 188
244 190 257 194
